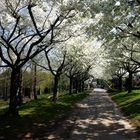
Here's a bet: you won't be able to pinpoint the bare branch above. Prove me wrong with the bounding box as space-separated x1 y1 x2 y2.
5 6 20 42
0 21 5 36
0 64 8 67
0 46 11 67
45 49 55 76
28 4 42 37
31 59 51 71
42 5 53 30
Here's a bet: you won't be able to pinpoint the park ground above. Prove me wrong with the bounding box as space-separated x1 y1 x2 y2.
0 89 140 139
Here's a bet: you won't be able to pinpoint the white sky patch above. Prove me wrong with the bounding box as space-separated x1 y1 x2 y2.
115 1 120 6
110 27 117 34
22 3 59 30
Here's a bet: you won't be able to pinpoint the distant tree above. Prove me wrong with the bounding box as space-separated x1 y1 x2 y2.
105 60 126 91
34 48 67 102
122 61 139 93
30 62 37 100
45 49 67 102
104 40 140 93
0 68 10 100
65 43 93 94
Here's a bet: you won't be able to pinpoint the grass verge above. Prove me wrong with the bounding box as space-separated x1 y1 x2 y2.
111 90 140 130
0 92 88 139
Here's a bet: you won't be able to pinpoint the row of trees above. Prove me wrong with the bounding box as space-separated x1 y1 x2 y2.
0 41 93 116
0 0 97 117
33 42 93 101
69 0 140 92
92 0 140 93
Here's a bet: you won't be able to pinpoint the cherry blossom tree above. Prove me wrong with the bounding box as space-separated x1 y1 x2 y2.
0 0 81 116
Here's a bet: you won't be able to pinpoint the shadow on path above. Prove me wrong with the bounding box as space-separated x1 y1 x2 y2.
36 88 139 140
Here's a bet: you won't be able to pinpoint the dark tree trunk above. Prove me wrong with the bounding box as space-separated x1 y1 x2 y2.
118 76 123 91
69 77 73 95
78 81 82 92
33 64 37 100
52 75 59 102
75 79 78 93
4 86 8 101
17 70 23 106
29 75 33 99
7 67 21 117
128 72 133 93
81 81 84 92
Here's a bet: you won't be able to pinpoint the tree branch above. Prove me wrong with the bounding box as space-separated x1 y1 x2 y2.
28 4 42 37
45 49 55 76
7 16 20 42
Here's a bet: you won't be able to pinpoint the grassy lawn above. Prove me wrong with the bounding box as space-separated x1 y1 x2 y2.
111 90 140 129
0 92 88 139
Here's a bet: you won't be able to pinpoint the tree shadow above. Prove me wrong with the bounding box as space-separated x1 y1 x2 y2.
0 93 88 139
0 103 71 139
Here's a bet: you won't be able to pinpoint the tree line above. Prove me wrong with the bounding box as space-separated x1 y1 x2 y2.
0 0 95 117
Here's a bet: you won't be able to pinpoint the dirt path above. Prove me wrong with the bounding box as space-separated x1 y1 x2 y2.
33 89 139 140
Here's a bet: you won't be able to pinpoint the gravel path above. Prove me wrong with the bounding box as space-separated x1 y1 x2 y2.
35 89 139 140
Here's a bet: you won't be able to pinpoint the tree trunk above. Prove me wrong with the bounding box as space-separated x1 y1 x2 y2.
81 81 84 92
78 81 82 92
33 64 37 100
17 70 23 106
29 74 33 99
52 75 59 102
75 78 78 93
128 72 133 93
7 68 21 117
118 76 122 91
69 77 73 95
30 63 37 100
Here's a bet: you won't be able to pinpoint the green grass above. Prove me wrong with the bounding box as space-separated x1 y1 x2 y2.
0 92 88 139
111 90 140 129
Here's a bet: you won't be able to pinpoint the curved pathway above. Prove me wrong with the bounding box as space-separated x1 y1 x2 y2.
35 89 139 140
